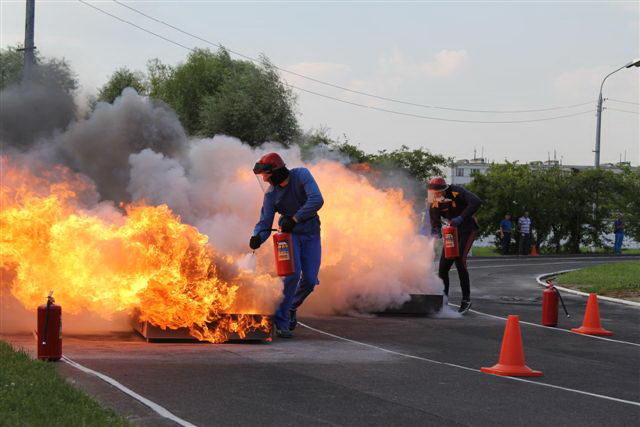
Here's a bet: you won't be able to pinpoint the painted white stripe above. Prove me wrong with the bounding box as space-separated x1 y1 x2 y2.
464 307 640 348
535 271 640 308
299 322 640 407
469 256 640 263
62 356 197 427
468 261 624 270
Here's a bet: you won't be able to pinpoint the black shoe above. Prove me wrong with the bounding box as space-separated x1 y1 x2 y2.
289 310 297 331
276 328 294 339
458 300 472 315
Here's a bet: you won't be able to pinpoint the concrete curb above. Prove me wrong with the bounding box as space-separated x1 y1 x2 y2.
536 270 640 309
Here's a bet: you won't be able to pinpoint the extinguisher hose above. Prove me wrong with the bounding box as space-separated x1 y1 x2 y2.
555 287 571 318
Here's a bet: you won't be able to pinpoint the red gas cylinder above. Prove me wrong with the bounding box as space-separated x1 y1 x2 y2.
542 285 559 327
443 225 459 259
37 293 62 361
273 232 295 276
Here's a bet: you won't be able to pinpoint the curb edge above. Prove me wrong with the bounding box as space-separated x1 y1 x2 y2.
535 270 640 308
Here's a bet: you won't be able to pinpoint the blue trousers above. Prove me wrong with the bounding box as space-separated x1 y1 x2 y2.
614 232 623 254
274 232 322 330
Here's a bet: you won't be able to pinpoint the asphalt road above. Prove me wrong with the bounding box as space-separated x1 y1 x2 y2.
4 255 640 426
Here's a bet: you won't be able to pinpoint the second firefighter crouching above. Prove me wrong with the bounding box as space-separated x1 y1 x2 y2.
427 177 483 314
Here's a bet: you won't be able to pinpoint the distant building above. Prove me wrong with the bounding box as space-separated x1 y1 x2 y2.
449 159 634 186
450 157 490 185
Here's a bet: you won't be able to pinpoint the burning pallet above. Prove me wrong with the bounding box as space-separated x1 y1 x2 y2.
131 309 273 342
378 294 443 316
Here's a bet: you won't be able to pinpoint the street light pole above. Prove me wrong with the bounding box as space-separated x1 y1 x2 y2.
593 58 640 168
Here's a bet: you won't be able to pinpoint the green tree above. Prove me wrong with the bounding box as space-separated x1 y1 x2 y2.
97 67 147 103
467 163 629 253
0 44 78 93
148 48 298 145
467 162 535 247
199 58 298 145
301 133 448 182
374 145 450 182
617 167 640 242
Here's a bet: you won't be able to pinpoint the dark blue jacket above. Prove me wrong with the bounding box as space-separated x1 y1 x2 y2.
253 168 324 243
429 185 483 233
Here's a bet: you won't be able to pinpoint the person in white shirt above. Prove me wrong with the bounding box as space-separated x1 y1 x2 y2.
518 211 532 255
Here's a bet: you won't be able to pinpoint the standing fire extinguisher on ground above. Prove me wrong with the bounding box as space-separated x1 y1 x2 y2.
428 177 483 314
542 280 570 327
37 292 62 361
249 153 324 338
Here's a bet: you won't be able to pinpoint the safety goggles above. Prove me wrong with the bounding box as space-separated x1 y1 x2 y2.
253 162 275 174
427 183 449 192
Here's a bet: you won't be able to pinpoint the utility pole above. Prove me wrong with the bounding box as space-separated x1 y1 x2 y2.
22 0 36 83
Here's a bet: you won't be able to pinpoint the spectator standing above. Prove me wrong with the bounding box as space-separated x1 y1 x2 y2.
499 214 512 255
518 211 532 256
614 216 624 255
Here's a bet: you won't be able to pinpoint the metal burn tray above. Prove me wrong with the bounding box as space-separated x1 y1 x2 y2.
377 294 443 316
131 310 273 343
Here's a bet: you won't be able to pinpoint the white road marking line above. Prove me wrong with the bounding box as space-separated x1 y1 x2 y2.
464 308 640 347
62 356 197 427
299 323 640 407
468 261 621 270
469 256 640 263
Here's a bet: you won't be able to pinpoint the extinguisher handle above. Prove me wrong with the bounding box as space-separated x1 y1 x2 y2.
255 228 279 233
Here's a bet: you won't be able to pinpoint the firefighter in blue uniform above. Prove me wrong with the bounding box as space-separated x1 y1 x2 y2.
428 177 483 314
250 153 324 338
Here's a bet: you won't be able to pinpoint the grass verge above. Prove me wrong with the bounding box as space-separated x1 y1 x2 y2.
555 261 640 301
0 340 131 426
471 246 501 256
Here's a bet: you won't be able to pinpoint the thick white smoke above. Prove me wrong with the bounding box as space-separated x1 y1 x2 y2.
127 134 442 315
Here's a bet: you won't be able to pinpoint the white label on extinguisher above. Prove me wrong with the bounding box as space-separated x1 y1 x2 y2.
277 242 290 261
444 234 455 248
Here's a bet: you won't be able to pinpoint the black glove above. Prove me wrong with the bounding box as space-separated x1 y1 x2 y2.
280 216 296 233
249 235 262 250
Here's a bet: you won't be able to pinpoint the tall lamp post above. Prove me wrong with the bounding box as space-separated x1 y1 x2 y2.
594 58 640 168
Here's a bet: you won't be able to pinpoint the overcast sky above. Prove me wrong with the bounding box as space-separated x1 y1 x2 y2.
1 0 638 166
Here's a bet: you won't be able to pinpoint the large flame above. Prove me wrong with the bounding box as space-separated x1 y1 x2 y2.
0 156 270 342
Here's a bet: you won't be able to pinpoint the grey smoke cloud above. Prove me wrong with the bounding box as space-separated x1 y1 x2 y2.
0 82 75 148
54 88 187 202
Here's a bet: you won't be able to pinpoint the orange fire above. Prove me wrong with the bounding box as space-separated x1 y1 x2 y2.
0 156 269 342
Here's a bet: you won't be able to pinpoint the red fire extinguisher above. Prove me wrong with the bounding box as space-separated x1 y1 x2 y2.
442 224 459 259
273 231 295 276
542 280 570 327
37 292 62 361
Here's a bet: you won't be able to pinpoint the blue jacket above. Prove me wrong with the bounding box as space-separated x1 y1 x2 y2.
253 168 324 243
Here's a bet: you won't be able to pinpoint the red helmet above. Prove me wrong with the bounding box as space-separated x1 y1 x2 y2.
253 153 285 174
427 177 449 192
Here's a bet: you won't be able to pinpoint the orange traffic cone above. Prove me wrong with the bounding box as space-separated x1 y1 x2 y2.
481 315 543 377
530 244 539 256
571 293 613 336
